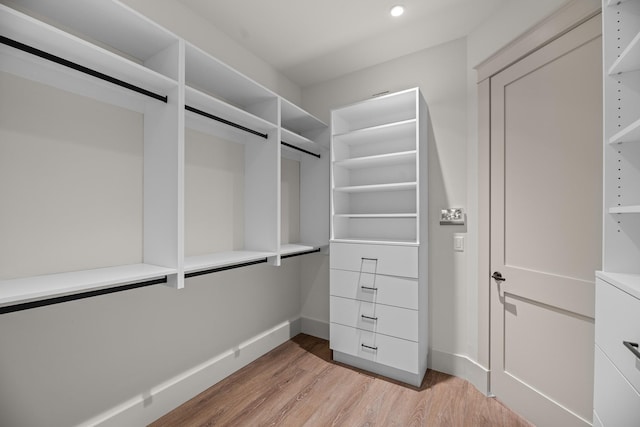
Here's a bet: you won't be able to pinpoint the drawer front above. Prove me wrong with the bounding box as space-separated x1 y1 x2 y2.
330 242 418 278
330 296 418 341
595 278 640 393
330 269 418 310
330 323 418 374
594 345 640 427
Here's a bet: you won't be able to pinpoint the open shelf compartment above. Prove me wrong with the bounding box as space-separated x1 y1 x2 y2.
185 43 278 125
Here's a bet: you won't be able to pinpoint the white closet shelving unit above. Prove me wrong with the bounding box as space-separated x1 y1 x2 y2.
329 88 428 386
280 98 329 257
0 0 328 311
594 0 640 425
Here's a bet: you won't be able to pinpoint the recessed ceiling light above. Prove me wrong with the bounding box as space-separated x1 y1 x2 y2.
390 5 404 17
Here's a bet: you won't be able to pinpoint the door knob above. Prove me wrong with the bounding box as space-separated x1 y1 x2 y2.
492 271 506 282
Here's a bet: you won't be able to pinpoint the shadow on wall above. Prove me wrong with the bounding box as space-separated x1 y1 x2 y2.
426 110 468 359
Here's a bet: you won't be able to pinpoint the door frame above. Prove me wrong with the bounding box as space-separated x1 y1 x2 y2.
475 0 601 391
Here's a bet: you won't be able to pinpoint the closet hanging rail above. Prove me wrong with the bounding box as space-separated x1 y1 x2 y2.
184 258 268 279
281 248 321 259
185 105 269 139
0 276 168 315
281 141 321 158
0 35 168 103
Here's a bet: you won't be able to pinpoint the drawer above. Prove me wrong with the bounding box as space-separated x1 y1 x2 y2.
330 296 418 341
330 242 418 278
595 278 640 393
594 345 640 427
330 269 418 309
330 323 418 374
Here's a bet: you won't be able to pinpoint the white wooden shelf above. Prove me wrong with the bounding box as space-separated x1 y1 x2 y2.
334 213 417 218
608 30 640 75
597 271 640 300
333 119 416 145
331 237 419 246
281 128 323 157
184 251 275 275
185 43 277 123
281 98 327 138
0 264 176 308
609 205 640 214
0 4 178 112
609 117 640 144
331 89 418 133
607 0 636 7
185 85 275 142
0 1 328 310
334 182 417 193
334 151 416 169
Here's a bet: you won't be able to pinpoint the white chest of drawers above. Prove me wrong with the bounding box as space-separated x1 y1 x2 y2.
329 88 428 386
593 273 640 427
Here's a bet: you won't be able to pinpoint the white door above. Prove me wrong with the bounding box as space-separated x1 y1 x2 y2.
490 15 602 427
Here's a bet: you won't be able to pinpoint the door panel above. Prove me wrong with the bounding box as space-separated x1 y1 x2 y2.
490 14 602 427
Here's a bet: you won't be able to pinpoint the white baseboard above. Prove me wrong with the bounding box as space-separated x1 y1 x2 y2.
428 349 490 395
83 318 302 427
300 316 329 340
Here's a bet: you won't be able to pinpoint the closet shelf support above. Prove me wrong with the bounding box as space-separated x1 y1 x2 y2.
185 105 269 139
0 35 168 103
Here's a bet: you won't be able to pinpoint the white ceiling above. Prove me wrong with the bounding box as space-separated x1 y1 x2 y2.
176 0 508 87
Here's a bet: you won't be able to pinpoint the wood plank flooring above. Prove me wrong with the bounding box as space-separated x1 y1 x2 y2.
150 334 533 426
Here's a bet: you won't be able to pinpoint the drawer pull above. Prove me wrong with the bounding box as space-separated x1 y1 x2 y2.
360 285 378 291
623 341 640 360
361 343 378 351
361 314 378 321
361 257 378 261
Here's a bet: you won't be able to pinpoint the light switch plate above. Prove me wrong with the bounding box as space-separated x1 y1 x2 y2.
454 234 465 252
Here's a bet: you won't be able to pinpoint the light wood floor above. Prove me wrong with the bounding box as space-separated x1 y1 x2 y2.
150 334 532 426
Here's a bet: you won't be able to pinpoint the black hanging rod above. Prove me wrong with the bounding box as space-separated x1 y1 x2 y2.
0 35 168 103
184 258 268 279
185 105 269 139
281 141 321 159
281 248 321 259
0 276 168 315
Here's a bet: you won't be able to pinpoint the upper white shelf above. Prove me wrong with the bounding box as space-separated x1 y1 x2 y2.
334 182 417 193
333 119 416 146
281 128 323 157
2 0 179 68
597 271 640 300
331 237 419 246
609 117 640 144
608 30 640 75
332 88 418 133
609 205 640 214
334 150 416 169
281 98 327 136
334 213 417 218
607 0 636 7
0 263 175 309
185 43 277 122
0 4 178 111
185 85 276 142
